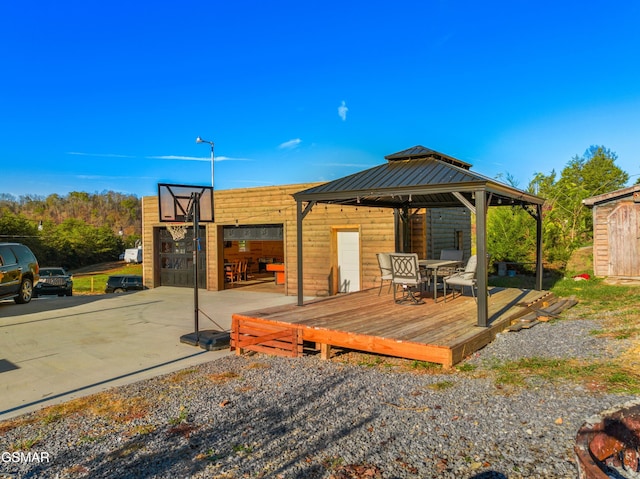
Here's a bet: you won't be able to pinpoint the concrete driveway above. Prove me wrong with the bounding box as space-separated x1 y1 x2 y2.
0 287 298 421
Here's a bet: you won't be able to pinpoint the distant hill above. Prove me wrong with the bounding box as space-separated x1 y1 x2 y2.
0 190 141 237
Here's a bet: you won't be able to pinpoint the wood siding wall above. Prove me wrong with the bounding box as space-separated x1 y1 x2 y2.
143 184 396 297
591 197 640 278
143 186 473 296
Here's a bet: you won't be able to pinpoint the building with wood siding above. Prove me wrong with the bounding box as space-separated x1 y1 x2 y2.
583 185 640 278
141 184 471 297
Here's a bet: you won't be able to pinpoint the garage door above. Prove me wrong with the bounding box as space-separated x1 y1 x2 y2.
159 226 206 288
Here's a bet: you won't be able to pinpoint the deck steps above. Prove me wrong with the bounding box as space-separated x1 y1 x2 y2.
507 296 578 332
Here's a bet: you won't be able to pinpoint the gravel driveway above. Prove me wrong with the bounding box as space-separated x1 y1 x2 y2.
0 317 635 479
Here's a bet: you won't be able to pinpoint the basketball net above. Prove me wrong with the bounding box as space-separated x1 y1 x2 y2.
167 223 188 241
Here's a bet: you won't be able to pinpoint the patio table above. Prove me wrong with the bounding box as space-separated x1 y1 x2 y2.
419 259 463 301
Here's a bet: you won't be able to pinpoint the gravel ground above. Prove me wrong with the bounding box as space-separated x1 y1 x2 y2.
1 317 636 479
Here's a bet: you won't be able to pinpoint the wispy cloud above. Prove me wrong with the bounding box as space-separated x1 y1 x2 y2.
338 100 348 121
67 151 135 158
278 138 302 149
75 174 156 180
148 155 254 162
149 155 208 161
215 156 254 162
314 162 371 168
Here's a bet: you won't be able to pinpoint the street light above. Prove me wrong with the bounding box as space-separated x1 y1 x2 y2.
195 136 214 188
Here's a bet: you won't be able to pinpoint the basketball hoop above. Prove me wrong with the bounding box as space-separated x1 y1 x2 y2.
167 223 188 241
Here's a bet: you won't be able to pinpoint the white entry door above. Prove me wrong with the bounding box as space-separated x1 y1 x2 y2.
337 231 360 293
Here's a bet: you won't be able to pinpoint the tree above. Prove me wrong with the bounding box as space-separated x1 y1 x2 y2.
533 145 628 264
487 205 537 266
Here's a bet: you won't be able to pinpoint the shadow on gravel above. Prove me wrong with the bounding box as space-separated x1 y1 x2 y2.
21 360 382 479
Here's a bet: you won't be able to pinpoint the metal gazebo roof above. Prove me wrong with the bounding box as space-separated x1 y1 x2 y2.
293 145 545 328
293 145 544 208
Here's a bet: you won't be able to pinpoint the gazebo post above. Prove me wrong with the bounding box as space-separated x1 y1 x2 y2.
535 203 543 291
296 200 316 306
296 200 304 306
393 208 403 252
475 189 489 327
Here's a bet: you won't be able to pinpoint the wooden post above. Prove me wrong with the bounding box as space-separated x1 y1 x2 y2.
320 343 331 360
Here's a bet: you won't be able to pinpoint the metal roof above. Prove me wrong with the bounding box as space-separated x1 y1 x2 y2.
294 146 544 208
384 145 472 169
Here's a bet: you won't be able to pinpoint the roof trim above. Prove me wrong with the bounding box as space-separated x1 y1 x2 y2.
583 184 640 206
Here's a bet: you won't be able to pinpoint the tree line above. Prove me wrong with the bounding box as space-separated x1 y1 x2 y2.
487 145 637 270
0 191 141 270
0 147 635 273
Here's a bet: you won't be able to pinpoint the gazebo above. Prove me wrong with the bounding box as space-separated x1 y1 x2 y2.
293 145 545 327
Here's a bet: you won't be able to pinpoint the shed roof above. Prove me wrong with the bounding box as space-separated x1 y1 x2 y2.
294 145 544 209
583 184 640 207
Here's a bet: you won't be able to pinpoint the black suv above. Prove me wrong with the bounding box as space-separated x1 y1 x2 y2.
34 267 73 297
105 275 145 293
0 243 40 304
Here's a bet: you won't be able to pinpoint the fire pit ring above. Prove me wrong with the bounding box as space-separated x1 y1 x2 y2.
575 399 640 478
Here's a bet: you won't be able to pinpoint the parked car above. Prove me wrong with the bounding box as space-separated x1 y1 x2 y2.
34 267 73 297
105 275 145 293
0 242 40 304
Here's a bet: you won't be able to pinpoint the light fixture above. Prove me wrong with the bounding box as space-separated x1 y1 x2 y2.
196 136 215 188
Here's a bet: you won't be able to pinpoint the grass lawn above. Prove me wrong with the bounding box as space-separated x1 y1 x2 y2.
72 263 143 294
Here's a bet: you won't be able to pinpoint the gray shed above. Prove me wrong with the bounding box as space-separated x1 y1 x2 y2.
583 185 640 278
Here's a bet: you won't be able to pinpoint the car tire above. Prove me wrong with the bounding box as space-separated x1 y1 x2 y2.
14 278 33 304
114 288 125 293
66 290 73 296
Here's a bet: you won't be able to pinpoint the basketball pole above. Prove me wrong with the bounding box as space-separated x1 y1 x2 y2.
192 192 200 343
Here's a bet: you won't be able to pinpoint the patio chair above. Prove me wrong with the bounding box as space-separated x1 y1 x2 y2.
443 255 477 302
376 253 393 296
390 253 429 304
433 248 464 293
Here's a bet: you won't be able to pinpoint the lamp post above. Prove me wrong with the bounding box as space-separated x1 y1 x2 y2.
195 136 214 188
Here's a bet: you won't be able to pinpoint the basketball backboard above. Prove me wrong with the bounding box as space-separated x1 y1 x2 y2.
158 183 214 222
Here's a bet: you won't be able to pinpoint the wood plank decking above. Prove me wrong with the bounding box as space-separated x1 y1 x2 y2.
231 287 555 367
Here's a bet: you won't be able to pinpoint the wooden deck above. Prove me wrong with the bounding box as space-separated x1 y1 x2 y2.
231 287 555 367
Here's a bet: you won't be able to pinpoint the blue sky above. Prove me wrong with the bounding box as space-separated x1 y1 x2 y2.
2 0 639 198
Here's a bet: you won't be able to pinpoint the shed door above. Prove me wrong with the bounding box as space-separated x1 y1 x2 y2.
337 231 360 293
608 203 640 277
